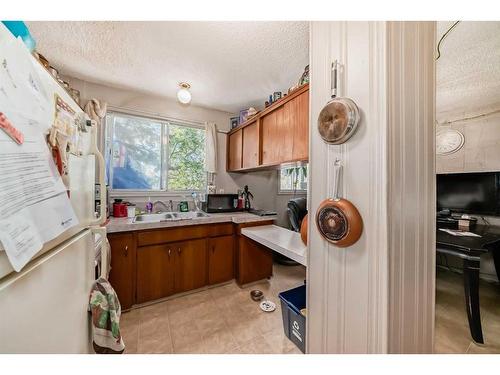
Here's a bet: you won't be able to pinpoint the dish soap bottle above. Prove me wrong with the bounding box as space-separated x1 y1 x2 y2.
146 197 153 214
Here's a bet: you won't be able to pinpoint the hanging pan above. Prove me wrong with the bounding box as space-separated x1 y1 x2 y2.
317 61 360 144
315 160 362 247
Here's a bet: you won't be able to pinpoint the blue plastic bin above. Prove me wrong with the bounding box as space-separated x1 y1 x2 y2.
278 284 306 353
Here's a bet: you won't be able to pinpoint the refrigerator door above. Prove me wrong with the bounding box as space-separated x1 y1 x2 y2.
0 229 95 353
0 152 97 279
0 23 107 278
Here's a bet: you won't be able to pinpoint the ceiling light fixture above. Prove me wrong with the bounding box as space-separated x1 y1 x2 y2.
177 82 192 104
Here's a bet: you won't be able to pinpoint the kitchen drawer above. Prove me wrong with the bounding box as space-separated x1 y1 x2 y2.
208 223 234 237
137 225 209 247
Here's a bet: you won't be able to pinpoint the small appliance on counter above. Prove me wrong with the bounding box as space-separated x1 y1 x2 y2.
112 199 128 217
202 194 244 213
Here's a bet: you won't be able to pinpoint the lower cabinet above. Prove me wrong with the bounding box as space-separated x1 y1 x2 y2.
208 235 234 285
108 232 136 310
174 238 207 293
137 239 208 303
136 244 175 304
107 222 272 307
237 236 273 285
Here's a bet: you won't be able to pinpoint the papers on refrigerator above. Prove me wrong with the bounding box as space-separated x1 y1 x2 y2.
0 35 78 271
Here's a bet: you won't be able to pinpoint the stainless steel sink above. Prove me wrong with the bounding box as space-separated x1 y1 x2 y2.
194 211 210 218
133 213 175 222
171 211 210 219
133 211 209 223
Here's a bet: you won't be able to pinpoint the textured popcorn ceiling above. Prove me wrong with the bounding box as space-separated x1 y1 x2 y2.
27 21 309 113
437 21 500 123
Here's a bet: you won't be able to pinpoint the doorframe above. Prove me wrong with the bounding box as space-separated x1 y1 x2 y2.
306 21 436 354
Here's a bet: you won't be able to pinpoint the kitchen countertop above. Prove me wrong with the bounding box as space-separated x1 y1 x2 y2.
241 225 307 267
106 212 277 233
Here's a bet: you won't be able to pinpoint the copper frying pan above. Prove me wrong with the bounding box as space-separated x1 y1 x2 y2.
315 160 362 247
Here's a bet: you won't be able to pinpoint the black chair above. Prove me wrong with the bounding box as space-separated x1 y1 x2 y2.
287 197 307 232
274 197 308 266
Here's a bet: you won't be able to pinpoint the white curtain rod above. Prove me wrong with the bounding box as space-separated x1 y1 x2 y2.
107 105 228 133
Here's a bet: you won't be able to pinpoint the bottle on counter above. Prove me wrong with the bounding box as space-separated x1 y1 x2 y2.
237 190 244 210
146 197 153 214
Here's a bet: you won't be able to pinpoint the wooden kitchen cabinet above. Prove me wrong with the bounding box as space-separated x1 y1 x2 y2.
226 84 309 172
242 120 259 169
174 239 208 293
237 236 273 285
208 235 234 285
289 91 309 160
262 107 289 165
227 129 243 171
108 232 136 310
234 221 274 285
107 221 271 307
137 238 208 302
136 244 175 304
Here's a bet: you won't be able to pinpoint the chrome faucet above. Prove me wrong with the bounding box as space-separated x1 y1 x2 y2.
153 200 169 213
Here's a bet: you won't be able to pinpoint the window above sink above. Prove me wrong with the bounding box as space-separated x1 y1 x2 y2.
105 111 207 194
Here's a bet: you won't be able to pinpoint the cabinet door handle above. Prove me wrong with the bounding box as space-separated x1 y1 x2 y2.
177 247 181 254
168 248 171 257
124 245 128 256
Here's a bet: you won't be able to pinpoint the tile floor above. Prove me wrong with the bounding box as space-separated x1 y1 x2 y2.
121 264 499 354
120 263 306 354
435 268 500 354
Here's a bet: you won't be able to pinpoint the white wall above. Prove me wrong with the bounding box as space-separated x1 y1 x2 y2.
307 21 435 354
436 113 500 174
64 77 290 217
308 21 390 354
435 22 500 282
386 22 436 353
436 21 500 173
66 76 233 126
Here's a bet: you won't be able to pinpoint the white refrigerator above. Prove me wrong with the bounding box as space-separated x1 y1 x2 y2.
0 23 107 353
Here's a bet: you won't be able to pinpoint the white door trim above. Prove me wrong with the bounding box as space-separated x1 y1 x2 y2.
387 21 436 353
307 21 435 354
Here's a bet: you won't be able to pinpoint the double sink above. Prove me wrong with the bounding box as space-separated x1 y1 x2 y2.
133 211 210 223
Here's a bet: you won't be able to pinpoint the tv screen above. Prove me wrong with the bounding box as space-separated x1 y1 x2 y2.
437 172 500 216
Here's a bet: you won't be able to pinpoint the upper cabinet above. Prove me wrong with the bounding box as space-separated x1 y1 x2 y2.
227 84 309 172
290 89 309 160
242 120 260 169
227 129 243 171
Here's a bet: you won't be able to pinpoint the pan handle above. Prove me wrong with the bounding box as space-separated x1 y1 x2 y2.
331 60 338 99
333 159 342 200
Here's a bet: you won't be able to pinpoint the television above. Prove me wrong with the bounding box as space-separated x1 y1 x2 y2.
437 172 500 216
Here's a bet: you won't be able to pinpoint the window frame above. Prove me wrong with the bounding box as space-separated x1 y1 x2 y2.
105 110 207 196
277 164 308 195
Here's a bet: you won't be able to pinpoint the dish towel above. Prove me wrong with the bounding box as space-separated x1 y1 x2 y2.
84 99 107 127
205 122 218 183
89 277 125 354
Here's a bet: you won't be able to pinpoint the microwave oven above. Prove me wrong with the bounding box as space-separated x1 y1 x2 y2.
201 194 243 213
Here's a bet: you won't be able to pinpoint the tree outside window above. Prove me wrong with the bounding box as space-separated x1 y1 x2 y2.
105 112 206 192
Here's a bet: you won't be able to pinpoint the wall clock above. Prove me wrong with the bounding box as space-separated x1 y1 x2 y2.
436 128 465 155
